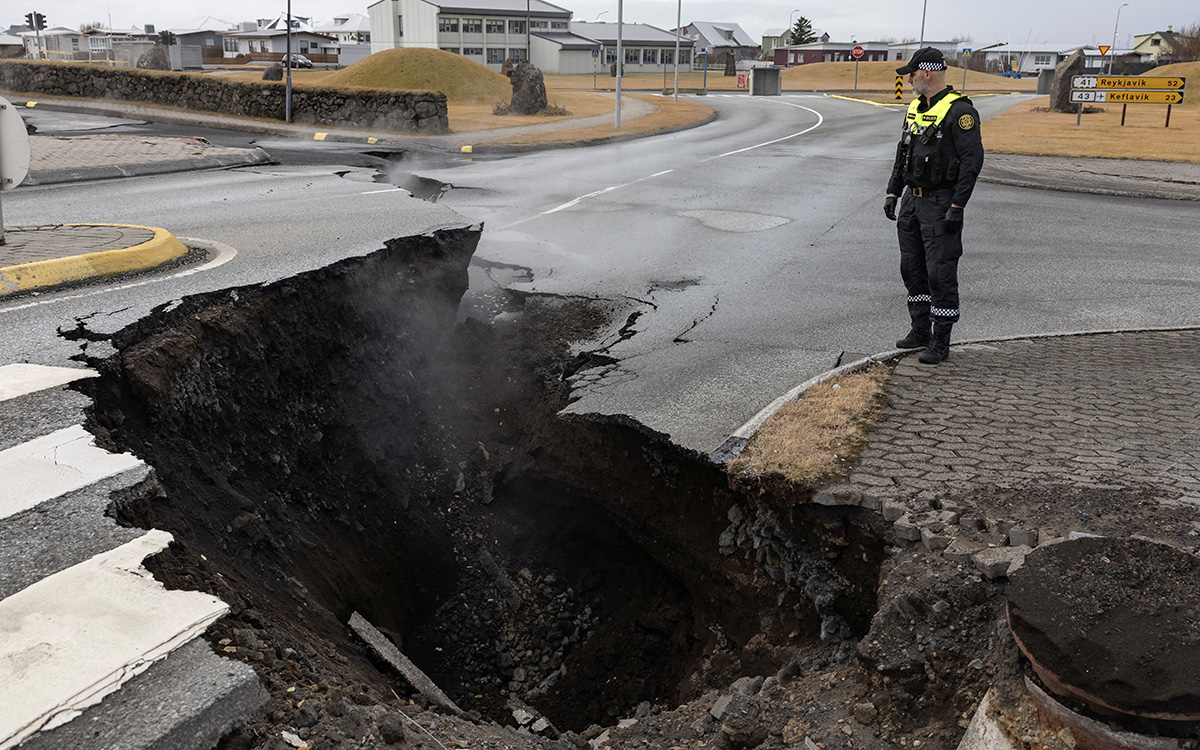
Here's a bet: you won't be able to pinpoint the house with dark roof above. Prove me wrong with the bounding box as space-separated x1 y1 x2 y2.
672 21 759 64
1132 27 1188 62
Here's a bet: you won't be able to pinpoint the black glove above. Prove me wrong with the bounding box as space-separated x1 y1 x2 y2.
944 205 964 234
884 195 897 221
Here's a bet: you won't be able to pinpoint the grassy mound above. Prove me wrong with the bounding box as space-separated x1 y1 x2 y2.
323 48 511 104
1142 61 1198 107
780 60 1036 91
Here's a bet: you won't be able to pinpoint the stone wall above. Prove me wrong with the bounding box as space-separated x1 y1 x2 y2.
0 60 448 133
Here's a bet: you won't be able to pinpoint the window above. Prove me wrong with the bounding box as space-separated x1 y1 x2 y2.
397 16 403 36
509 20 525 35
509 48 527 61
463 18 481 33
439 18 458 32
224 37 238 52
299 41 309 51
486 19 504 34
1034 54 1051 66
605 48 617 64
643 48 657 64
625 47 639 64
205 38 215 46
661 49 674 64
530 20 547 30
463 47 483 56
550 21 567 29
1151 38 1161 46
487 47 504 63
441 46 460 54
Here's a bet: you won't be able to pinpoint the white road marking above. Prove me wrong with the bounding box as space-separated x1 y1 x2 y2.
0 237 237 314
0 425 142 521
502 99 823 227
0 364 97 402
360 187 406 194
0 530 228 749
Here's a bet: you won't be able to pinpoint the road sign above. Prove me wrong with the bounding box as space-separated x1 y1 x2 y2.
737 72 747 87
1098 45 1111 56
1071 75 1185 90
851 45 864 59
895 76 903 100
962 48 972 58
1070 90 1185 104
592 48 598 58
0 96 31 193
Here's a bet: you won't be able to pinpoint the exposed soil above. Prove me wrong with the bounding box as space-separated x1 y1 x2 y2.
67 222 1176 750
1007 536 1200 719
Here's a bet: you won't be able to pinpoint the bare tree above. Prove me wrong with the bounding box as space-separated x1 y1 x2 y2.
949 34 973 43
1167 22 1200 62
79 20 104 32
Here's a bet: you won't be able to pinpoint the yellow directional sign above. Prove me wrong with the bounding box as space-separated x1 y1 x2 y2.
1071 75 1186 90
895 76 903 100
1070 90 1185 104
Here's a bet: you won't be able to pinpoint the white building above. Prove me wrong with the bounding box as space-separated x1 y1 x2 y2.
368 0 572 70
317 13 372 44
543 21 692 74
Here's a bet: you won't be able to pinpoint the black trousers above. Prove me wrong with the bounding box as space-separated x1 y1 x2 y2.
897 187 962 330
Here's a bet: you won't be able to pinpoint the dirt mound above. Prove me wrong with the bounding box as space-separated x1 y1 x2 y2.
781 60 1033 91
323 48 511 104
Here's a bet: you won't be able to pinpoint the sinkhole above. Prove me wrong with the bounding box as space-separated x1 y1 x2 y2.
73 227 887 740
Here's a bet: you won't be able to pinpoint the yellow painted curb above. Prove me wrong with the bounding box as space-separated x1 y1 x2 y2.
0 224 189 296
823 93 907 108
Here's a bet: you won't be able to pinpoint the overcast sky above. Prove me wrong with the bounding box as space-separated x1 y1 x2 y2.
21 0 1198 50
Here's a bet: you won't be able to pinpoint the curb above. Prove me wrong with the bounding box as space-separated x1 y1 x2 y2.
977 173 1200 202
470 110 720 154
709 324 1200 465
23 149 273 186
0 224 189 297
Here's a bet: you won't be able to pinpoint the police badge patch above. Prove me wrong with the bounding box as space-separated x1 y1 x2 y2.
958 114 975 130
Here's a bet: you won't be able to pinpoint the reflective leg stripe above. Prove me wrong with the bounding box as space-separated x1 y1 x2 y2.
907 295 932 303
930 307 959 317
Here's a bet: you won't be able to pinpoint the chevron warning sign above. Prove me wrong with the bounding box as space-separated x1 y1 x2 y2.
895 76 904 100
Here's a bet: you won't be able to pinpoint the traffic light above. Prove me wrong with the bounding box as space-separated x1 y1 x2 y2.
25 12 46 30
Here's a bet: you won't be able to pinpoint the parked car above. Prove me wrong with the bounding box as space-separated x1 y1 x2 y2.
286 54 313 69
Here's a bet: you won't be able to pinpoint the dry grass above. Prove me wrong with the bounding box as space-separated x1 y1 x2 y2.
545 61 1038 93
731 364 892 486
481 93 712 146
448 91 614 132
321 48 511 103
984 95 1200 162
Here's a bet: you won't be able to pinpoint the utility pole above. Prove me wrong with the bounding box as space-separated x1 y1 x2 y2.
1109 3 1129 75
919 0 927 47
673 0 681 100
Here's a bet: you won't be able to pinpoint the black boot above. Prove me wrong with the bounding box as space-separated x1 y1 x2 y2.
896 324 931 349
918 326 951 364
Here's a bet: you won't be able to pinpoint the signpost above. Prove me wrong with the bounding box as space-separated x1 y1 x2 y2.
0 96 34 246
1070 74 1187 127
852 45 863 91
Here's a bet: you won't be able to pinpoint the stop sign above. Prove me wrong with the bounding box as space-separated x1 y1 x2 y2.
852 45 864 59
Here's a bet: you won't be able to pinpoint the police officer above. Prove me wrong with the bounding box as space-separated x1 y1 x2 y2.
885 47 984 364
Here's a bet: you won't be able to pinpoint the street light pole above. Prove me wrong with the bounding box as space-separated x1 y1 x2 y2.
285 0 292 123
919 0 927 47
1109 3 1129 75
615 0 623 128
672 0 681 100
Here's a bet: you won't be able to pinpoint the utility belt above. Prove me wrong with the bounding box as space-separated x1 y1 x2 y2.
908 186 952 198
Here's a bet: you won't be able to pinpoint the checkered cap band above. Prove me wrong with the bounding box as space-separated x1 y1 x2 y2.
917 61 946 70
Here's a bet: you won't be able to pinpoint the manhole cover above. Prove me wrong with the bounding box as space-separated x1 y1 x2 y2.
1007 536 1200 721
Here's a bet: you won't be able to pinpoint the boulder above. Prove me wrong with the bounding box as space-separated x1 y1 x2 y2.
509 60 547 114
262 63 283 81
136 44 170 70
1048 49 1085 112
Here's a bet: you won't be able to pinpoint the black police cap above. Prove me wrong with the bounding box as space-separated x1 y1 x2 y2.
896 46 947 74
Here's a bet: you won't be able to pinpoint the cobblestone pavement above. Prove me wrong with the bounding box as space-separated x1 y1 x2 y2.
29 134 255 171
1 225 154 264
814 330 1200 578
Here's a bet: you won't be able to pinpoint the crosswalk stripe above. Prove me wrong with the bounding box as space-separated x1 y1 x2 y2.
0 425 142 521
0 530 229 749
0 364 97 402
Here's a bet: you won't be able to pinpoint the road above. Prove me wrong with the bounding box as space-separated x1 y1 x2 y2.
6 94 1200 454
